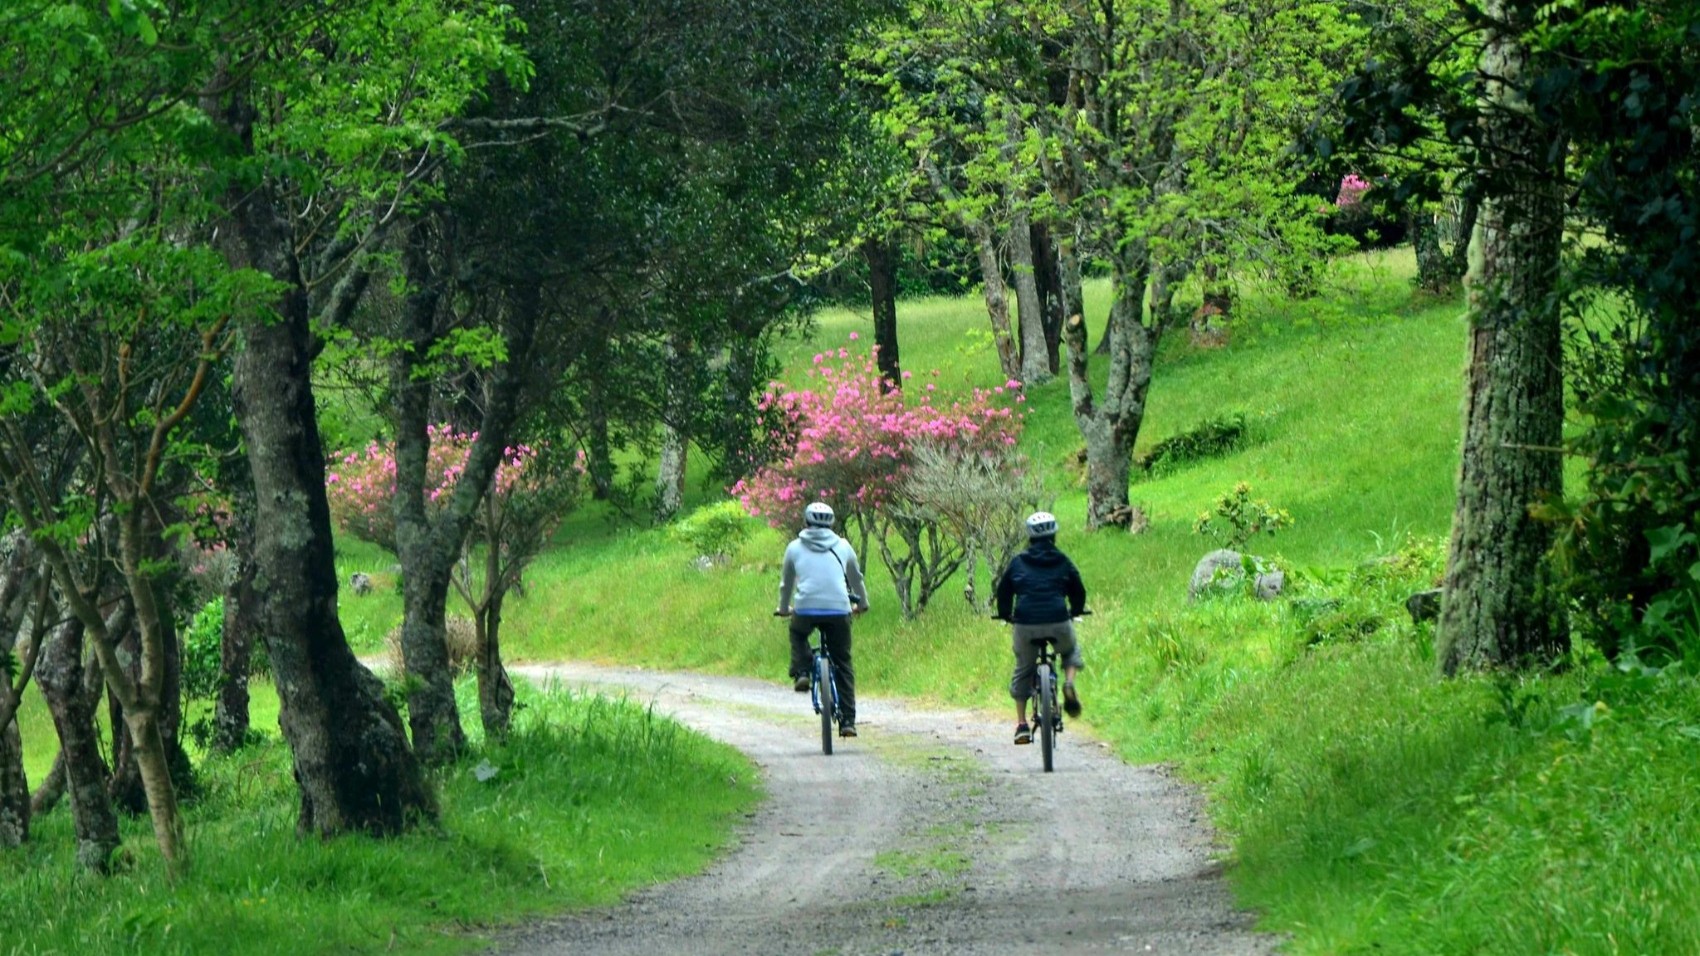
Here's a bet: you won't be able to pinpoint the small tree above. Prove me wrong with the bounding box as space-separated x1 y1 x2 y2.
1194 482 1292 551
904 440 1047 611
734 342 1025 616
327 428 581 736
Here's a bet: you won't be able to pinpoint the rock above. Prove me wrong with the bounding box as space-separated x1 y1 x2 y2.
1188 549 1245 600
692 553 730 572
349 571 372 596
1254 569 1285 600
1406 588 1443 623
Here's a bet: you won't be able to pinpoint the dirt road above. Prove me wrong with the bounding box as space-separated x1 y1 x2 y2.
492 663 1279 956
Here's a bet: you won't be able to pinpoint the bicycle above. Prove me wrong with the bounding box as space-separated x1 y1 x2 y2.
776 611 843 755
1003 610 1089 773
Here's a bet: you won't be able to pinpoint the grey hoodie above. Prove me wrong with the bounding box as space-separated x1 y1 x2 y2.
778 527 868 615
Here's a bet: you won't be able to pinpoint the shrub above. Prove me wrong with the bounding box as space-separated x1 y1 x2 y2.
1194 482 1292 551
669 500 753 559
383 616 479 676
1137 411 1251 476
181 596 271 702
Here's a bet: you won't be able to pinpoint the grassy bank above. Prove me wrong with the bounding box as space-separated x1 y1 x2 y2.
3 683 757 956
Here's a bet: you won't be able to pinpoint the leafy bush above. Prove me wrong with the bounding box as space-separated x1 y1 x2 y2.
1193 482 1292 550
1137 411 1251 476
669 500 753 559
181 597 271 702
383 616 479 677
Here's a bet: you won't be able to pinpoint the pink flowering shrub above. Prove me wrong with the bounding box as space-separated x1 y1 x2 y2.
732 342 1029 616
1335 173 1371 210
326 424 559 554
733 346 1023 525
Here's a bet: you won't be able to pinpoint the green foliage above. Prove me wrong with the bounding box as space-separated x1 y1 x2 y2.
668 500 754 559
181 597 226 701
1193 482 1292 551
1137 411 1252 476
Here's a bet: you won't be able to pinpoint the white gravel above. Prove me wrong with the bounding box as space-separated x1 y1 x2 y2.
489 663 1282 956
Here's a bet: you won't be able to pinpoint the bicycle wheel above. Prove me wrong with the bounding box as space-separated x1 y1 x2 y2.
1036 663 1056 772
816 653 835 756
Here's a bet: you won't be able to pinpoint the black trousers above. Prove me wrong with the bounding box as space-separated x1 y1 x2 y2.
788 614 855 726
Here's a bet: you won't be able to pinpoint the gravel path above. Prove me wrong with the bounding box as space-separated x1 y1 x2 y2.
491 663 1280 956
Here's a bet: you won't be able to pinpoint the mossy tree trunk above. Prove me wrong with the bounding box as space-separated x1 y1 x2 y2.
35 619 120 871
1438 0 1569 674
212 78 437 834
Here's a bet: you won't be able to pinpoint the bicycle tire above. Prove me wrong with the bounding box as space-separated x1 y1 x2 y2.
1037 663 1056 772
816 653 835 756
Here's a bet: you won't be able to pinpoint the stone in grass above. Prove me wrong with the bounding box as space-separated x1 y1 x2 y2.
1189 549 1284 601
1189 549 1245 600
1406 588 1443 623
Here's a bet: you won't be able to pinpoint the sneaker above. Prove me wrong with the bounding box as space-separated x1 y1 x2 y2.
839 724 857 738
793 676 811 692
1063 682 1082 718
1014 722 1032 745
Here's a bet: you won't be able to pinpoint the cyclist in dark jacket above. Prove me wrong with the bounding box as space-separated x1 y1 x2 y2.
994 511 1086 745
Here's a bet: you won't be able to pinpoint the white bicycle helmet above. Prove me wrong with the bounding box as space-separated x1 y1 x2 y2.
1025 511 1058 539
804 501 836 528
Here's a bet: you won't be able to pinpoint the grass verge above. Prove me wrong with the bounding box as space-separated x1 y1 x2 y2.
2 680 758 956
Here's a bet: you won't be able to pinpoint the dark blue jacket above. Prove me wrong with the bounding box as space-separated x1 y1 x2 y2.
994 539 1087 624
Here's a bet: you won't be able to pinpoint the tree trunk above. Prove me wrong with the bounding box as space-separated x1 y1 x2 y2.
123 706 185 870
0 715 25 848
1438 0 1569 674
654 334 691 522
1008 204 1051 385
1447 194 1480 283
106 686 146 815
104 583 192 817
655 424 688 522
476 588 515 740
969 225 1021 379
1063 248 1157 528
920 156 1020 379
389 223 470 764
35 619 120 873
1149 258 1191 334
1412 209 1453 293
214 80 435 832
1031 223 1064 374
213 516 259 753
863 237 901 387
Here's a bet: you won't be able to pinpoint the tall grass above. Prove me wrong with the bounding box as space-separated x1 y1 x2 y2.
3 682 757 956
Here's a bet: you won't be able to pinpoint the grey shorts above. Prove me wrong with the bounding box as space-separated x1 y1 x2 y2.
1010 621 1083 701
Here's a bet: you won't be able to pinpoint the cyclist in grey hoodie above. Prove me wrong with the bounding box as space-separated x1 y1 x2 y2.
776 501 868 737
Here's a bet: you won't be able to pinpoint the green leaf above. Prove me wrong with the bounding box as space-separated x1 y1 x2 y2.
1646 524 1695 564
